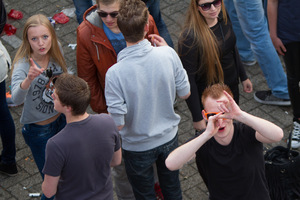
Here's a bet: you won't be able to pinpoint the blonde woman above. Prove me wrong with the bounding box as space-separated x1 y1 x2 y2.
178 0 252 131
11 14 67 199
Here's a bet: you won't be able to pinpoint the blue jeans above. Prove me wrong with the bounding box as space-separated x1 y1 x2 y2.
224 0 255 62
145 0 174 48
22 114 66 200
0 81 16 165
72 0 93 24
123 134 182 200
229 0 289 99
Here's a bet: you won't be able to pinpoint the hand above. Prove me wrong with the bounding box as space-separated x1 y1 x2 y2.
270 35 286 56
216 91 242 120
193 119 207 131
27 58 44 81
242 78 252 93
148 34 168 47
205 112 223 137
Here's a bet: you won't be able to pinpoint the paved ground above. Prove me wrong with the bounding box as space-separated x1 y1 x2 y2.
0 0 298 199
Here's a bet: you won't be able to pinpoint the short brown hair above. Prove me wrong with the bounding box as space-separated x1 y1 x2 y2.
54 73 91 116
201 83 233 108
117 0 149 43
96 0 120 6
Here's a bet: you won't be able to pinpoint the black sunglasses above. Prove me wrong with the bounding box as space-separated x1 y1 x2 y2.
97 11 119 18
198 0 222 11
46 67 58 85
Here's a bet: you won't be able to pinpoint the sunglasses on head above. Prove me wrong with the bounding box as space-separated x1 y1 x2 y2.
97 11 119 18
198 0 222 11
203 111 224 120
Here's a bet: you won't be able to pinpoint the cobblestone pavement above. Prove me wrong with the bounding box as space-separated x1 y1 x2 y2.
1 0 298 199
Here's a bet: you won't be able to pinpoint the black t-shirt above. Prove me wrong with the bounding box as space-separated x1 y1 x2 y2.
195 122 270 200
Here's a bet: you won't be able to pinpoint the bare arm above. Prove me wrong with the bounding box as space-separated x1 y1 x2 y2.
166 113 222 171
110 148 122 167
42 175 60 198
220 91 283 143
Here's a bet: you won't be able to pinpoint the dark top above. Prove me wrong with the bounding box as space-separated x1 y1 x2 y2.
195 122 270 200
178 15 247 122
43 114 121 200
277 0 300 44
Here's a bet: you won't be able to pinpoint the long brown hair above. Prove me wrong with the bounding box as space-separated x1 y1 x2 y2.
179 0 227 85
12 14 67 73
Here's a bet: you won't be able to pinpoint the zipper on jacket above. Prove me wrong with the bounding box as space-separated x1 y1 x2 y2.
93 42 100 61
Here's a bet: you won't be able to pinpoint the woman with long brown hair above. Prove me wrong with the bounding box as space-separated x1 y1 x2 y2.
178 0 252 131
11 14 67 200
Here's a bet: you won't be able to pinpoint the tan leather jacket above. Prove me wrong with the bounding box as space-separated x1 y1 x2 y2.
77 5 159 113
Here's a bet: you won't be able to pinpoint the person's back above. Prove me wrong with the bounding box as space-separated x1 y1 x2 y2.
42 74 121 200
44 114 119 200
106 42 186 151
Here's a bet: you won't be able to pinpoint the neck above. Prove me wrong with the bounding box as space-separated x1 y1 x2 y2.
126 38 144 47
206 18 218 28
66 112 89 124
32 54 50 69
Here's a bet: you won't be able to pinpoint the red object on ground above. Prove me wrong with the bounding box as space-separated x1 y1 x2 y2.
4 24 17 36
155 182 164 200
7 9 23 20
52 12 69 24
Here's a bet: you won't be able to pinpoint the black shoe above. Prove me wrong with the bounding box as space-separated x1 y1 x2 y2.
0 162 18 176
254 90 291 106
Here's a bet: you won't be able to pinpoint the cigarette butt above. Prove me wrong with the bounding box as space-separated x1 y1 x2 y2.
29 193 40 197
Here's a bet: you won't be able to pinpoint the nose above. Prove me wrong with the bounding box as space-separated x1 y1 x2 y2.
210 4 217 10
38 38 44 46
216 118 224 127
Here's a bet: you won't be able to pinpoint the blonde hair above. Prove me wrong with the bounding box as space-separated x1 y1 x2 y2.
12 14 67 73
178 0 227 85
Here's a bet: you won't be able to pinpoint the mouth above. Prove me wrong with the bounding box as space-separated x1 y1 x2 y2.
39 48 45 51
218 127 225 132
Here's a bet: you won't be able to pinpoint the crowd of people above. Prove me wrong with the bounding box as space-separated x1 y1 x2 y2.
0 0 299 199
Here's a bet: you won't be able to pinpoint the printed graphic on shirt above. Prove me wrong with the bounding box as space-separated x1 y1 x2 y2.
32 62 62 114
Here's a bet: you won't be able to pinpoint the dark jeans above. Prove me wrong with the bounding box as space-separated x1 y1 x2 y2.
0 81 16 164
284 42 300 120
123 134 182 200
22 114 66 200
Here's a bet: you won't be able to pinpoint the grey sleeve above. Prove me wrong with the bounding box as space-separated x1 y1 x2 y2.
172 49 190 97
11 61 30 105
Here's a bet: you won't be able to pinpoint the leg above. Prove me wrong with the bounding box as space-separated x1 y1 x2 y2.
233 0 289 99
22 115 66 178
72 0 93 24
156 135 182 200
123 149 157 200
146 0 174 48
283 42 300 148
224 0 255 63
0 81 17 175
112 157 135 200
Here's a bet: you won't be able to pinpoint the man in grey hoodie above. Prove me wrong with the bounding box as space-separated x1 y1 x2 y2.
105 0 191 199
